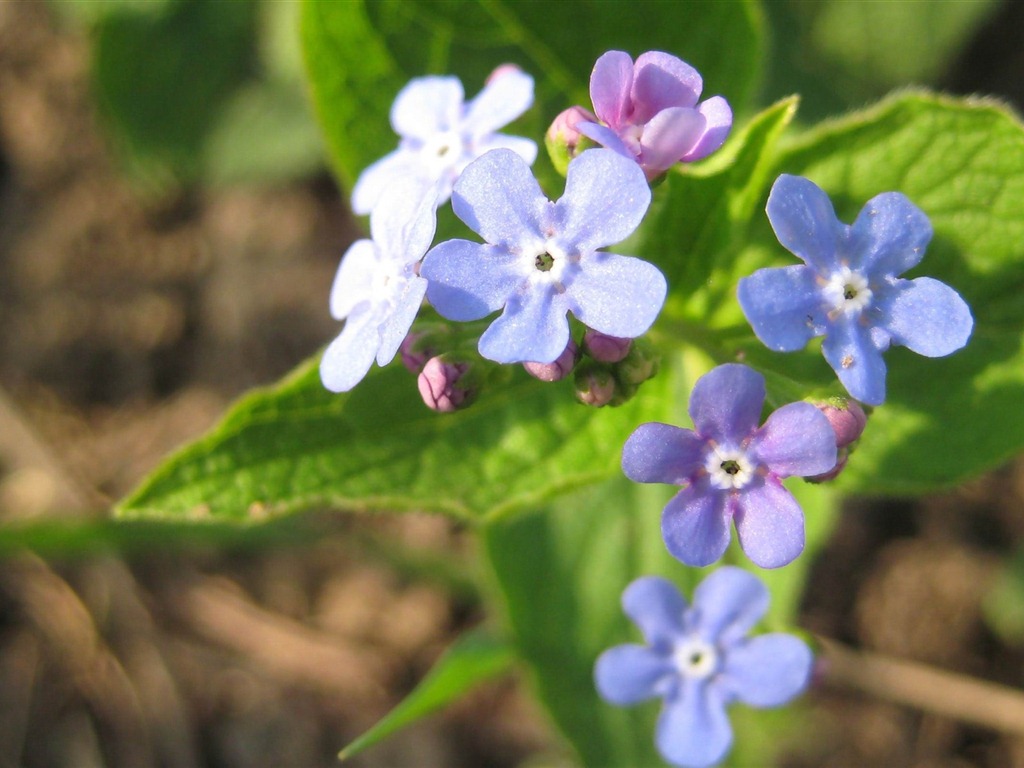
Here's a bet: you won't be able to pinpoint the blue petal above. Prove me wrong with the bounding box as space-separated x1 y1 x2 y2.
656 681 732 768
622 577 688 648
595 644 674 706
688 364 765 443
370 181 438 264
737 265 825 351
329 239 377 321
463 69 534 137
319 311 380 393
749 402 836 478
877 276 973 357
390 76 463 140
568 252 666 338
733 479 805 569
661 482 731 568
478 286 570 364
721 634 813 707
822 318 888 405
422 240 522 321
376 278 428 366
622 423 705 485
690 566 768 645
556 149 651 252
848 191 932 276
577 121 634 160
451 149 548 247
350 149 423 216
766 175 844 274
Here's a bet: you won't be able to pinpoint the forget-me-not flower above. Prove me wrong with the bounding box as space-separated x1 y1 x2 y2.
420 148 667 365
320 182 436 392
595 569 814 768
622 364 836 569
351 67 537 215
578 50 732 180
738 174 973 406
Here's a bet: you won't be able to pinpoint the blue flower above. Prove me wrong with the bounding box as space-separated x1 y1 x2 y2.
738 174 973 406
351 68 537 215
595 569 814 768
622 364 836 568
320 182 437 392
420 148 667 364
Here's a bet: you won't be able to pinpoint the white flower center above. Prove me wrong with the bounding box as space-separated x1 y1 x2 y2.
823 266 872 316
420 131 465 175
705 445 755 490
672 636 719 679
528 238 572 287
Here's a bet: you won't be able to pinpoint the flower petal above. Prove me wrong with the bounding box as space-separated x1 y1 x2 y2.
329 239 378 321
621 576 689 648
370 181 438 265
557 149 651 252
721 634 813 707
638 107 706 176
661 482 731 568
749 401 836 478
688 364 766 443
377 277 428 366
463 68 534 136
877 276 973 357
766 174 845 274
737 265 826 351
732 479 806 569
656 681 732 768
622 423 705 485
689 566 768 645
319 310 380 393
350 149 423 216
849 191 933 276
822 318 888 405
589 50 635 128
451 149 548 247
630 51 702 122
595 644 673 706
422 240 522 321
576 120 634 159
478 286 570 363
390 75 464 140
682 96 733 162
568 252 666 338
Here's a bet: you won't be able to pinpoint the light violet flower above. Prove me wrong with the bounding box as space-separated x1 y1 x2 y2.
421 148 667 365
350 68 537 215
622 364 836 569
595 570 814 768
737 175 973 406
578 50 732 180
320 182 436 392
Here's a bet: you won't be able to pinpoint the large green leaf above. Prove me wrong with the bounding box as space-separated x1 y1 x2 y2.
300 0 764 191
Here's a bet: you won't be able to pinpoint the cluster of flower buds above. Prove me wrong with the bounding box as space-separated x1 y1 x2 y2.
573 333 660 407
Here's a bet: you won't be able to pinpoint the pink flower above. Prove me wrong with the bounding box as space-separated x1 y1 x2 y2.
579 51 732 180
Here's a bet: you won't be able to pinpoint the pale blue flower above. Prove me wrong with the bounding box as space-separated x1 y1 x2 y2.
596 569 814 768
622 364 836 569
320 182 436 392
420 148 667 364
351 68 537 215
738 174 973 405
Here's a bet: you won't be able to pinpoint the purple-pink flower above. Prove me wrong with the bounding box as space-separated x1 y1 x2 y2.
622 364 836 569
578 50 732 180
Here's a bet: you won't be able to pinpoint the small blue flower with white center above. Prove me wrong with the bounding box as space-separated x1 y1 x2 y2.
622 364 836 569
595 569 814 768
351 67 537 216
420 148 667 365
738 174 973 406
320 182 437 393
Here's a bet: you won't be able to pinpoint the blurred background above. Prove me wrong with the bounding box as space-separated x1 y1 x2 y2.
2 0 1024 765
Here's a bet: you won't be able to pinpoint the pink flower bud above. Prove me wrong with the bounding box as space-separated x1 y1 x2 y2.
399 332 432 374
583 330 631 363
545 106 598 176
815 398 867 449
417 356 475 413
574 362 616 407
524 339 579 382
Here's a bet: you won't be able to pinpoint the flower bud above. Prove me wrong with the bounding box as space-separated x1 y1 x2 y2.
545 106 597 176
573 361 616 407
806 397 868 482
417 355 476 413
524 339 579 382
615 338 660 385
583 330 631 363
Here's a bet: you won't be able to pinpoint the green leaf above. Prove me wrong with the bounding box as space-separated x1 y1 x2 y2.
745 92 1024 493
116 355 673 523
300 0 764 192
338 630 514 761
